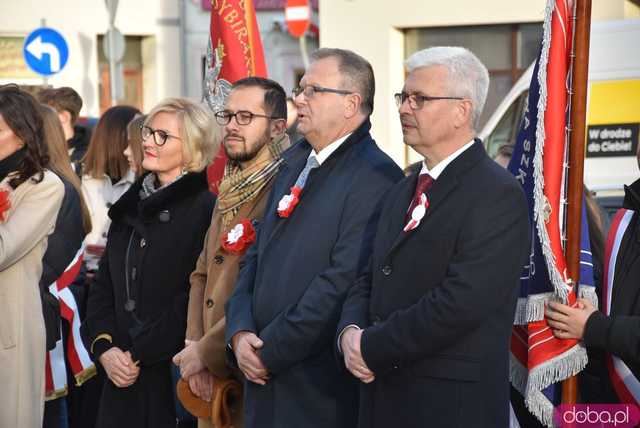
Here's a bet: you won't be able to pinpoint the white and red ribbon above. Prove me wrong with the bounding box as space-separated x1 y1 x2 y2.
45 247 96 400
403 193 429 232
603 208 639 406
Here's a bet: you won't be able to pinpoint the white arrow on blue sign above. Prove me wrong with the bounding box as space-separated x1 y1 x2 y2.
23 27 69 76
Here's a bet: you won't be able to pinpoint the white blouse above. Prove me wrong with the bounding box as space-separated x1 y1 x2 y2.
81 169 135 271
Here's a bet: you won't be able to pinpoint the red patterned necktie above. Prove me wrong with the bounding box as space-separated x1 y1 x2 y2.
407 173 434 217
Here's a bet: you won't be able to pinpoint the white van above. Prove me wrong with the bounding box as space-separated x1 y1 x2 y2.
479 19 640 217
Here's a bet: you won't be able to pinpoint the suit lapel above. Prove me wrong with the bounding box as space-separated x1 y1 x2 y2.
388 173 418 235
386 139 485 256
262 144 310 250
260 124 372 252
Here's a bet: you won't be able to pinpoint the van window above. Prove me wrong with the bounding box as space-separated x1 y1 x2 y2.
484 90 529 158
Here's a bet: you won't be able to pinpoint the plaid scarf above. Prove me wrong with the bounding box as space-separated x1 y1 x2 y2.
217 133 289 228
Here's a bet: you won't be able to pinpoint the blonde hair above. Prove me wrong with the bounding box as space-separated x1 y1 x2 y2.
145 98 220 173
39 104 92 234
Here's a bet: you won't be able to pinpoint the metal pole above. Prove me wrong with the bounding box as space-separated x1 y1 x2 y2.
108 30 118 107
105 0 119 106
179 0 188 97
561 0 592 406
299 34 309 69
41 18 48 87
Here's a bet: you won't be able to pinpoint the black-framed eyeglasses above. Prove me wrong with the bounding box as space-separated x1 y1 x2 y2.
394 92 464 110
214 110 281 126
292 85 353 99
140 125 181 147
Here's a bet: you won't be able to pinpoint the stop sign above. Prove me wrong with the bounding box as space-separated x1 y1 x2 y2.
285 0 310 38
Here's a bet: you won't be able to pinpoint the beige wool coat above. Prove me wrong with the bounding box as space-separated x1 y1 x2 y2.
0 170 64 428
186 182 273 428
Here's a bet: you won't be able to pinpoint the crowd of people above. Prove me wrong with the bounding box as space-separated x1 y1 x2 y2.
0 44 638 428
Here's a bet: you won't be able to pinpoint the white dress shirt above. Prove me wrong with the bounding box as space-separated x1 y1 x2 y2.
308 133 352 165
419 139 476 179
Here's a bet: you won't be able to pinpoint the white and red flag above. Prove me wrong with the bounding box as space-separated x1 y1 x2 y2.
45 248 96 400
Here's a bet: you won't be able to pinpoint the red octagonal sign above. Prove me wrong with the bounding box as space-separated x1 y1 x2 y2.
285 0 310 38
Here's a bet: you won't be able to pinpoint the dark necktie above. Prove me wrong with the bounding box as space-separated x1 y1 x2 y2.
406 173 434 218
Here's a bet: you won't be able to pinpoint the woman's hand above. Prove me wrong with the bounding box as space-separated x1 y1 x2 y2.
547 298 598 340
99 347 140 388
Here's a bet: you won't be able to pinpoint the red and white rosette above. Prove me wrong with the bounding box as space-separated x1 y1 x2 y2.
221 219 256 255
403 193 429 232
0 187 11 222
277 186 302 218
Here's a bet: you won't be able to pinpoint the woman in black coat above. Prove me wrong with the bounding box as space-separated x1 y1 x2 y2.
84 98 219 428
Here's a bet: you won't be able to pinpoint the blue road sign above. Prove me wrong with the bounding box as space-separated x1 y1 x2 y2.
23 27 69 76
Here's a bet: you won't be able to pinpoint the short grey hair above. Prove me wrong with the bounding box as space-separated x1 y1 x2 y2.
405 47 489 130
310 48 375 115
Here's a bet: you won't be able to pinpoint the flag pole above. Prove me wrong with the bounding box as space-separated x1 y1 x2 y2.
562 0 592 405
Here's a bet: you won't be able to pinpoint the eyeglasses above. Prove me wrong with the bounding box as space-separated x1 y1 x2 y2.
140 125 181 147
214 110 281 126
394 92 464 110
292 85 353 99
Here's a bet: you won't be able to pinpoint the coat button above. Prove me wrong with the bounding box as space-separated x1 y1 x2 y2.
158 210 170 222
214 255 224 265
372 315 382 325
206 298 214 308
382 265 392 276
140 238 146 248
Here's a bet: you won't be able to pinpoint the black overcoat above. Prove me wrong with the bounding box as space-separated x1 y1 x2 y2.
339 140 531 428
225 119 403 428
582 178 640 403
84 170 215 428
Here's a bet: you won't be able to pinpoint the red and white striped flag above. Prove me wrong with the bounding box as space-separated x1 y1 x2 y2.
45 248 96 400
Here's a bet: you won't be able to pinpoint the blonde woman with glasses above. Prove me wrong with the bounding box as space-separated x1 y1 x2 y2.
84 98 219 428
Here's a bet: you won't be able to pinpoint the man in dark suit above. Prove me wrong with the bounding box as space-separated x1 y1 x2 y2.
338 46 530 428
225 48 403 428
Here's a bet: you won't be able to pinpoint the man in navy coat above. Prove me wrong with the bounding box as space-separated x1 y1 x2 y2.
338 47 530 428
225 48 403 428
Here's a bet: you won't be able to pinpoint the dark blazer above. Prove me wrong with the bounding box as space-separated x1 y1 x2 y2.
84 170 215 428
339 140 530 428
225 119 403 428
582 178 640 403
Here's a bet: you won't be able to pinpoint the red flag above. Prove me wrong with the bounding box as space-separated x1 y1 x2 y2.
507 0 598 425
206 0 268 194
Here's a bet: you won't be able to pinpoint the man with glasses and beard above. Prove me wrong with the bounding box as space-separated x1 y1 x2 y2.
225 48 403 428
174 77 289 428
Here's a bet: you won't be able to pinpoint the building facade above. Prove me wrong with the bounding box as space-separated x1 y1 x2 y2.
319 0 640 167
0 0 317 117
